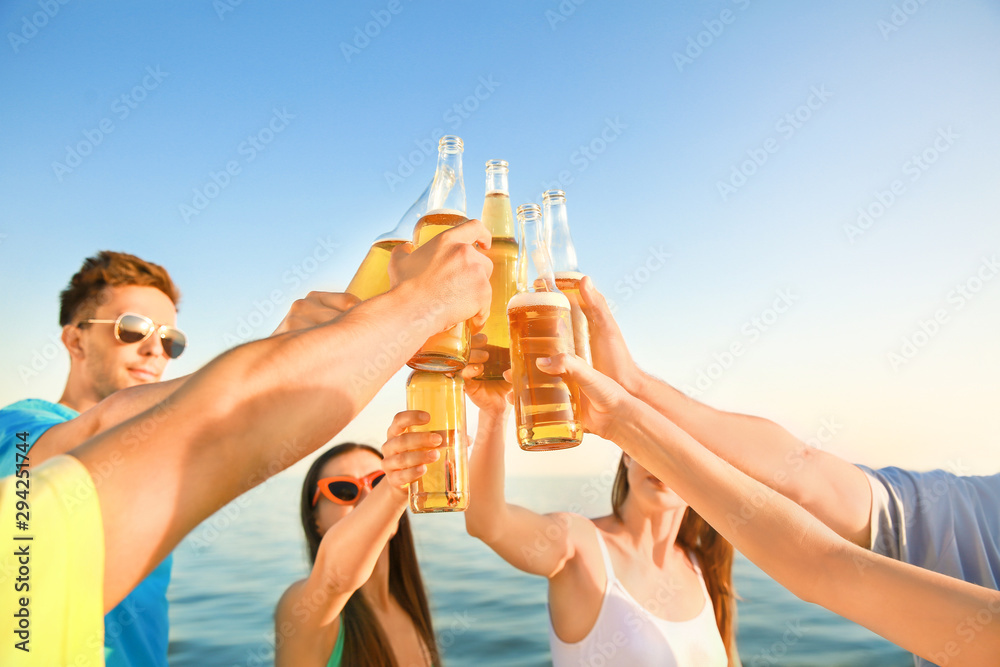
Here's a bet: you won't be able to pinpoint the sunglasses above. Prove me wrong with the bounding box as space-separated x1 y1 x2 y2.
78 312 187 359
312 470 386 506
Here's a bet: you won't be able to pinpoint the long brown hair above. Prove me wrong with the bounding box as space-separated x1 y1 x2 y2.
300 443 440 667
611 454 737 659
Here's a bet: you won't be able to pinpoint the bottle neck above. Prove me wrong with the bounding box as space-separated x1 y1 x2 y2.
428 152 466 215
485 167 509 195
516 209 557 293
543 199 578 273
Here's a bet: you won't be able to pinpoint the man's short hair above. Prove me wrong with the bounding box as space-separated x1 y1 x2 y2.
59 251 181 326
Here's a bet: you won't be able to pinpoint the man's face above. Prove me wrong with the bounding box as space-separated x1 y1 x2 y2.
75 285 179 400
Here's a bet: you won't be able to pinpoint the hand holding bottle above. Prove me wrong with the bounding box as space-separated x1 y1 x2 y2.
463 333 512 419
577 277 643 394
270 291 362 336
533 352 633 444
388 219 493 334
380 410 443 492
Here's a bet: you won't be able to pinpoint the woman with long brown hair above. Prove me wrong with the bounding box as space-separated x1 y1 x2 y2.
462 365 739 666
274 411 442 667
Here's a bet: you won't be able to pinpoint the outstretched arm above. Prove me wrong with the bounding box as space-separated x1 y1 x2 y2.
542 353 1000 666
31 292 363 469
463 361 584 579
70 220 493 611
580 277 872 547
275 410 441 666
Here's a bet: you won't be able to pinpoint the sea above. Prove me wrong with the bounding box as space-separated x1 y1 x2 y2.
167 471 912 666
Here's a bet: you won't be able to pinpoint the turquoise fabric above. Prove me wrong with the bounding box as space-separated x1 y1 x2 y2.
326 619 345 667
0 398 173 667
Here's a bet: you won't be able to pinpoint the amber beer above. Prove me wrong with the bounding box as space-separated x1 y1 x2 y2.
407 209 471 371
507 291 583 450
345 239 405 301
480 159 518 379
482 233 518 377
554 272 590 364
542 190 591 365
406 370 469 513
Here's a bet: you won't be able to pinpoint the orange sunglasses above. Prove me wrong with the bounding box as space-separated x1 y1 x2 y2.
312 470 386 506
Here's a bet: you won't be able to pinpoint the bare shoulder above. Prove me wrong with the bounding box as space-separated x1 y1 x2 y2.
275 578 309 622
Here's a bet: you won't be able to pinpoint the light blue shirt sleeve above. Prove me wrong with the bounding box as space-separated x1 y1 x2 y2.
858 465 1000 667
0 399 79 477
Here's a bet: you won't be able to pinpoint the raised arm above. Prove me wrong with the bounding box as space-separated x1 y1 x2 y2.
275 410 440 666
542 353 1000 667
463 362 585 579
31 292 363 468
580 277 872 546
70 219 493 611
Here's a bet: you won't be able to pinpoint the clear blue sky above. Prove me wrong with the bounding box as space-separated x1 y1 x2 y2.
2 1 999 477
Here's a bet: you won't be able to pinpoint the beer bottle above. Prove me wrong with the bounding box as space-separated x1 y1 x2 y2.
507 203 583 451
480 159 517 380
406 370 469 513
345 148 457 301
542 190 591 365
407 135 471 372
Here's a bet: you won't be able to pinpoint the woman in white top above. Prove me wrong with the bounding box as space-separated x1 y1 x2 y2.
462 340 739 667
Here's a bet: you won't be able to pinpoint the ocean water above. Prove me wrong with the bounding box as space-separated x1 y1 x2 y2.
167 471 912 666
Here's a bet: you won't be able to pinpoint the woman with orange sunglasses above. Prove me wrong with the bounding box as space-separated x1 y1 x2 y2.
274 410 442 667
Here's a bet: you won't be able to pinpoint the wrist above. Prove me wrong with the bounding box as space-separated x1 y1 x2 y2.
476 409 508 435
604 393 644 446
622 365 647 397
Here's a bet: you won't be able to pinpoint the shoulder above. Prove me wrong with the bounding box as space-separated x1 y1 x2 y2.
275 579 309 623
275 579 340 666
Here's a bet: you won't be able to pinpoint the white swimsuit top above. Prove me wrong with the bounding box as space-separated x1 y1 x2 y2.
549 531 728 667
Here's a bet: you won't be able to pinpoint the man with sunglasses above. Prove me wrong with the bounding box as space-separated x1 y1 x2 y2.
0 250 184 667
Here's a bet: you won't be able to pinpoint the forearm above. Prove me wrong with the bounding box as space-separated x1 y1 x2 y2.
465 408 575 577
312 487 409 598
630 371 871 545
611 398 847 603
73 281 442 610
465 409 514 542
630 371 806 490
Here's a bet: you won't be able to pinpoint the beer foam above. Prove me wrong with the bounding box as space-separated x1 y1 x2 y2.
554 271 585 280
424 208 465 217
507 291 570 310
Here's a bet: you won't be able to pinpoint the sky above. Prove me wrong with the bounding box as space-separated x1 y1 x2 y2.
1 1 999 479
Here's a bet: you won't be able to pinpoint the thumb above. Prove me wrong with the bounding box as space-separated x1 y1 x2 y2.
536 352 620 407
579 276 612 326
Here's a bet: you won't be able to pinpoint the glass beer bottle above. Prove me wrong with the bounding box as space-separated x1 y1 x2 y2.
507 203 583 451
480 159 517 380
407 135 471 372
542 189 591 365
406 370 469 513
345 153 454 301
